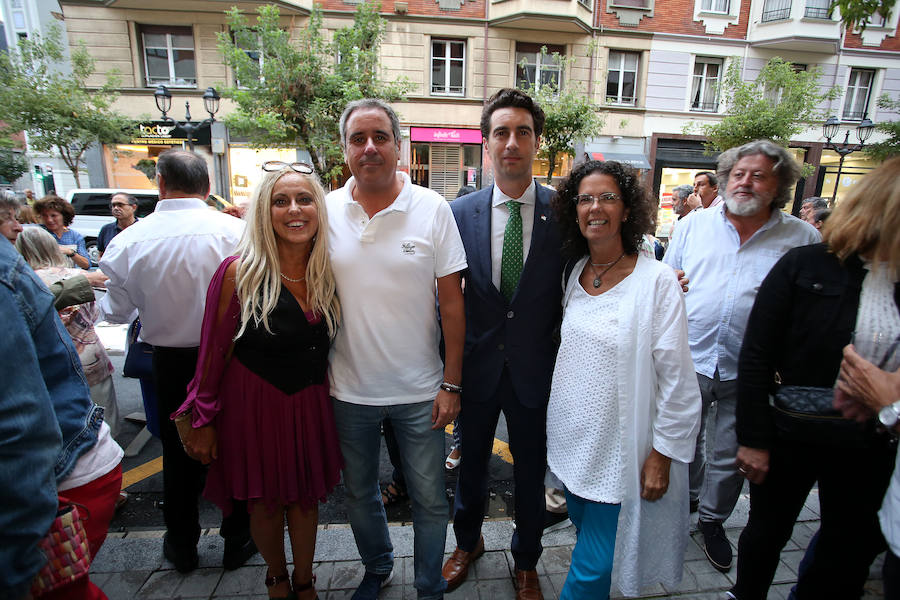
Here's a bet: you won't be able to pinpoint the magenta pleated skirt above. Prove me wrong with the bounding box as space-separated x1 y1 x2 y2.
202 357 343 516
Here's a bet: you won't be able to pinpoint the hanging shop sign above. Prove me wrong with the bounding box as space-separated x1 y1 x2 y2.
130 121 212 147
410 127 482 144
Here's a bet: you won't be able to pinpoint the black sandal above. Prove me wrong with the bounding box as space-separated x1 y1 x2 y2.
265 570 297 600
293 572 317 600
381 480 409 507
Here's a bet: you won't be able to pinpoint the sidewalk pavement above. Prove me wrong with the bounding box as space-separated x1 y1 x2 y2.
91 489 886 600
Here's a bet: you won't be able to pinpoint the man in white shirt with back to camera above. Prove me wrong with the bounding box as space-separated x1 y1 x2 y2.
99 149 256 574
663 139 820 574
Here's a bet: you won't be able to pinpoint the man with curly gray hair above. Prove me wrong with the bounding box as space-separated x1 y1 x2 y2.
663 139 819 574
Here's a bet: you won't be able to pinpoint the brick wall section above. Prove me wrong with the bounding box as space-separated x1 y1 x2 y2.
319 0 485 19
844 24 900 50
598 0 749 39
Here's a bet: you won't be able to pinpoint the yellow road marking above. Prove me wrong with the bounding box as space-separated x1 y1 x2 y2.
122 429 513 487
122 456 162 489
445 424 514 464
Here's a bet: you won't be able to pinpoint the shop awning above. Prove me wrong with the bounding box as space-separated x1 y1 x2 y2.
590 152 651 169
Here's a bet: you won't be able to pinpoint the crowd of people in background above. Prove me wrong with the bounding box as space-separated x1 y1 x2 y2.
1 86 899 600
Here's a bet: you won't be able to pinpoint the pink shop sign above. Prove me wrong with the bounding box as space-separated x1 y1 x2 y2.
410 127 482 144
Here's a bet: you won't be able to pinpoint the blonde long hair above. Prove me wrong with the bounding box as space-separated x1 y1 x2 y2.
15 226 69 269
823 156 900 278
233 167 341 339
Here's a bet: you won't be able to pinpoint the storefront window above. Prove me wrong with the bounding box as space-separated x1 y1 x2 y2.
531 154 572 184
103 144 168 190
818 149 877 205
228 147 299 208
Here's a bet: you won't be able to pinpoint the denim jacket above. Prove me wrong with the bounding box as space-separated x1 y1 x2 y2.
0 241 101 600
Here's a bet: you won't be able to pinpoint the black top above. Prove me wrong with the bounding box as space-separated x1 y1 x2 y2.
736 243 900 449
233 284 329 395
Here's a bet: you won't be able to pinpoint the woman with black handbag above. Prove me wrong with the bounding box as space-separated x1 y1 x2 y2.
728 157 900 599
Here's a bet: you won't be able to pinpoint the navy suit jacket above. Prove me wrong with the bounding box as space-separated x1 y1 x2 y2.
451 182 564 409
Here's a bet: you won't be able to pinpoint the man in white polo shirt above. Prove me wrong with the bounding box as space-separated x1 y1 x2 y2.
326 98 466 600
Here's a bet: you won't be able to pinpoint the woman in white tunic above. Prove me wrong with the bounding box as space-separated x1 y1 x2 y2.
547 160 701 599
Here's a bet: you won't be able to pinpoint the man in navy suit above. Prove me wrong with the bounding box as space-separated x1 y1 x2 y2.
442 89 564 600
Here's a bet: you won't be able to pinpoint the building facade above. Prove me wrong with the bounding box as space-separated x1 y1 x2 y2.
55 0 898 218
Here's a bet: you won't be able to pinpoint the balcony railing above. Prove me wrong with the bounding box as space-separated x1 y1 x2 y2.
691 101 719 112
804 6 831 18
842 109 867 121
761 7 791 21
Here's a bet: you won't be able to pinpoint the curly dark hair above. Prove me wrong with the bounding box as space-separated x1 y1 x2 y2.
33 194 75 226
552 160 656 259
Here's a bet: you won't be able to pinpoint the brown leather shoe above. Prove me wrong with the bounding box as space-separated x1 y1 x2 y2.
441 535 485 591
514 569 544 600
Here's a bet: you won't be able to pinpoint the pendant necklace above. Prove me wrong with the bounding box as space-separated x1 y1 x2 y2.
588 252 626 289
280 272 306 283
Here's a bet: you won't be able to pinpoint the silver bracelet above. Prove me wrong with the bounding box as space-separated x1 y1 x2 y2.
440 381 462 394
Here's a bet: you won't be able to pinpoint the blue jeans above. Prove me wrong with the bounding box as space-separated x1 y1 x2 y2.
333 399 448 600
560 489 620 600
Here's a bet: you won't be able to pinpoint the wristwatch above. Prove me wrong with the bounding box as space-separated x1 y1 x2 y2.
878 400 900 428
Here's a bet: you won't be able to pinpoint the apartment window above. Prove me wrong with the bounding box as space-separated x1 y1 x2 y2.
141 25 197 88
606 51 638 106
866 12 887 26
431 40 465 96
691 57 721 112
764 63 806 103
804 0 831 19
701 0 730 12
761 0 792 22
609 0 651 7
516 43 564 91
843 68 875 120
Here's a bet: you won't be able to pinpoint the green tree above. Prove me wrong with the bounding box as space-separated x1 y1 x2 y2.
0 26 133 188
0 139 28 184
831 0 894 32
520 49 603 184
695 57 841 153
217 2 411 182
864 94 900 161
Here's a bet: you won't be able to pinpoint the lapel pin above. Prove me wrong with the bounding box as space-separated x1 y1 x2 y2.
540 215 547 221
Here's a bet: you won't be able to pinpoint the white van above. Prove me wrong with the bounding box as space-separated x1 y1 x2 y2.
66 189 160 265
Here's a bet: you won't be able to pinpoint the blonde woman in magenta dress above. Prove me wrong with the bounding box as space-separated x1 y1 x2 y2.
177 162 342 600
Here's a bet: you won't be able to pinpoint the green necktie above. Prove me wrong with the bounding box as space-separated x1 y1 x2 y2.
500 200 523 302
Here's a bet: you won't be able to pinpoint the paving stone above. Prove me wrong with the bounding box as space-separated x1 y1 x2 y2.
683 536 706 561
790 521 817 550
97 569 153 598
781 549 804 575
330 560 366 590
686 557 735 588
474 550 513 579
662 565 699 594
137 569 190 598
445 579 478 599
547 572 567 597
397 555 413 585
177 568 223 597
474 576 517 598
771 559 795 585
213 565 267 596
770 583 793 599
312 560 335 590
538 546 571 575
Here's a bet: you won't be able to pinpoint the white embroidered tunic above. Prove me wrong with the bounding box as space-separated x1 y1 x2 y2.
547 254 702 596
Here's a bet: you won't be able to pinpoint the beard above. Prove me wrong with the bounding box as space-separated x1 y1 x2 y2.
725 189 768 217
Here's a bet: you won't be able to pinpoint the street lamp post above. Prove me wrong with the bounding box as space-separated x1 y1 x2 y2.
821 115 875 204
154 85 221 152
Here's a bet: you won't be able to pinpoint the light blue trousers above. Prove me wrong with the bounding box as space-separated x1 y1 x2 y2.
559 489 621 600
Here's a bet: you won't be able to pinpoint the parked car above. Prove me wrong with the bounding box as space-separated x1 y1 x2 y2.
67 189 234 265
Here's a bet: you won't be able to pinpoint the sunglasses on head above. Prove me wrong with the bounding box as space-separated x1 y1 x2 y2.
262 161 314 174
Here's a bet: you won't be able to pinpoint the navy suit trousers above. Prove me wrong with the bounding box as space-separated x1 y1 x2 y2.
452 366 547 570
